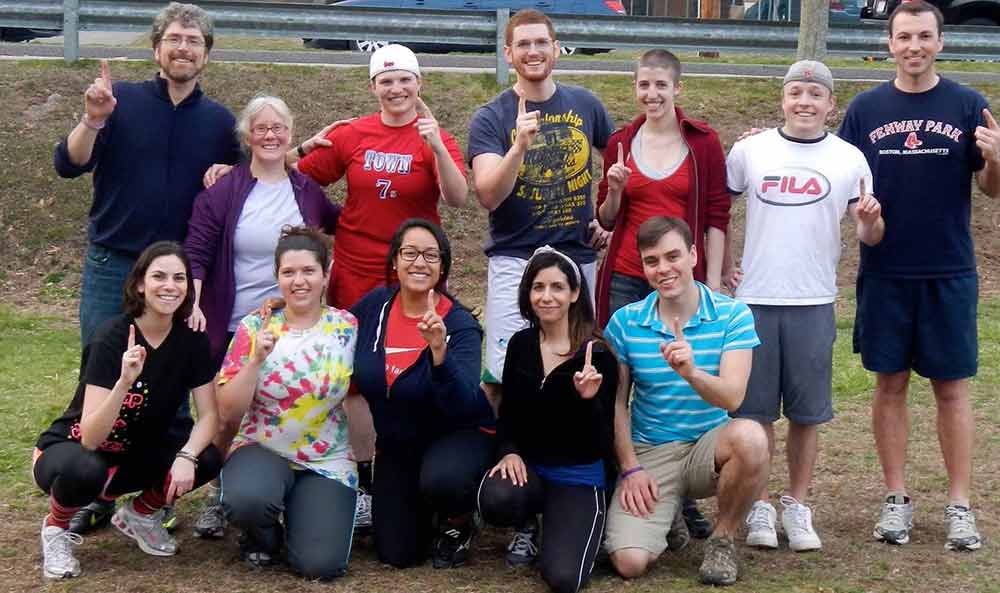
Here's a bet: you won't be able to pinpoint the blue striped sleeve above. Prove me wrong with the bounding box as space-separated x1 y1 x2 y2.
722 301 760 352
604 310 629 364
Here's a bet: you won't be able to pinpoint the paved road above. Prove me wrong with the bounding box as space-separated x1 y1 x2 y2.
4 41 1000 84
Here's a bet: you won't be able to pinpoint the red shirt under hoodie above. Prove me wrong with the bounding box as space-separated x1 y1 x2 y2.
595 107 731 328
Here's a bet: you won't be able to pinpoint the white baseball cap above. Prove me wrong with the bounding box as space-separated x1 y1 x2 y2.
369 44 421 80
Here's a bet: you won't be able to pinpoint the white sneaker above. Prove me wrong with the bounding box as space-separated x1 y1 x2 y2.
745 500 778 549
780 496 822 552
944 505 981 551
40 519 82 579
873 492 914 545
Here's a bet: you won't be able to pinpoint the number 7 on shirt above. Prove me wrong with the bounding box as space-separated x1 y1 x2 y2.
376 179 392 200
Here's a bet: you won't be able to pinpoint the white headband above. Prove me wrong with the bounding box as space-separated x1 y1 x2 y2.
528 245 581 286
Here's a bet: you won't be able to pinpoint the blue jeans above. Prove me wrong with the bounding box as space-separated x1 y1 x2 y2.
608 273 653 319
79 243 135 346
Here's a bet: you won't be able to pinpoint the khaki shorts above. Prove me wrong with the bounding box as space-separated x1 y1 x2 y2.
604 423 724 556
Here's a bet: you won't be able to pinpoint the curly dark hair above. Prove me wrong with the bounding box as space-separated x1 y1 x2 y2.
384 218 451 293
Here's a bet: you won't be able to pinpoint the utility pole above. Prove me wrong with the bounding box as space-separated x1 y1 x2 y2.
797 0 830 59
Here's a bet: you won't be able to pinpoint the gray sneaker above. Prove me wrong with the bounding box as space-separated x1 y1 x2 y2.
667 505 691 551
873 493 914 545
112 504 178 556
945 505 981 551
505 516 539 567
699 535 739 586
194 502 226 539
354 491 373 530
40 519 82 579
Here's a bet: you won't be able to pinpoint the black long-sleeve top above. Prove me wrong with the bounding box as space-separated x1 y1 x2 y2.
497 327 618 467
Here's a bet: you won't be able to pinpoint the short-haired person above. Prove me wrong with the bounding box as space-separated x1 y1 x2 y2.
217 226 359 579
33 242 222 579
726 60 884 552
838 0 1000 550
183 95 341 539
477 247 617 593
55 1 240 534
468 9 614 411
594 47 730 538
349 219 495 569
603 217 768 586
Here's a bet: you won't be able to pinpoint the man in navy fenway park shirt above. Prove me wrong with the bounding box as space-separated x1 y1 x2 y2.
838 0 1000 552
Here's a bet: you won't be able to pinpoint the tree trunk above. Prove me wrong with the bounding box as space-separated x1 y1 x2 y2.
797 0 830 60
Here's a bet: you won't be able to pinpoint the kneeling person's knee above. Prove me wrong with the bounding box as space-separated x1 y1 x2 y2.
609 548 653 579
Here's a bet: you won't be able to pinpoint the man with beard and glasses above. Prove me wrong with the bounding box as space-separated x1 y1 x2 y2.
467 6 612 424
53 1 240 536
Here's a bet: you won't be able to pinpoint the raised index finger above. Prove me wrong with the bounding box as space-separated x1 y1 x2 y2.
517 91 527 117
100 59 112 91
128 323 135 350
984 108 999 130
428 288 436 312
672 317 685 342
859 177 866 198
617 142 624 165
415 96 433 119
261 305 272 329
584 340 593 369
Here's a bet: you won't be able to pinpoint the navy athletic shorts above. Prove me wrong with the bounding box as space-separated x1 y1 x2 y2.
853 275 978 380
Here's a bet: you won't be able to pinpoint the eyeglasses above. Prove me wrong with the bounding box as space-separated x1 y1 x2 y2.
162 35 205 49
251 123 289 137
398 247 441 264
513 38 553 51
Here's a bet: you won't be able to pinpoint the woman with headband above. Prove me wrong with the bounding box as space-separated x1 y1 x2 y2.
478 245 618 593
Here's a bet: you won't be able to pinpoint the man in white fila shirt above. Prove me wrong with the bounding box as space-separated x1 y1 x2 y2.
725 60 884 553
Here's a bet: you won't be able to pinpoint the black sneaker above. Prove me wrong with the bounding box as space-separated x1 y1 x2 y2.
683 498 713 539
505 516 539 567
68 499 115 535
238 532 282 569
432 516 476 569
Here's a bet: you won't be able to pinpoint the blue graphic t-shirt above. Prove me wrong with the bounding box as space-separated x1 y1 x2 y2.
838 78 988 278
468 84 614 264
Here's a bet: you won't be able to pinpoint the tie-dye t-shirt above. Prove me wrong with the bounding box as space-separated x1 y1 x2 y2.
220 307 359 488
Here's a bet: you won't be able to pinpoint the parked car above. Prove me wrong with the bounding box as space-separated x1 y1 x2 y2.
862 0 999 25
743 0 862 22
304 0 627 53
0 28 61 42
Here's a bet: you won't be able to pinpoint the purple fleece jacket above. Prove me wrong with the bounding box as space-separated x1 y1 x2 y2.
184 162 341 358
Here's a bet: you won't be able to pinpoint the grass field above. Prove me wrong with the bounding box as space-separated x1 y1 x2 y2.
1 59 999 592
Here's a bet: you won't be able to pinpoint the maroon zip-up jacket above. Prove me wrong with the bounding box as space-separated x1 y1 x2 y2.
595 107 731 328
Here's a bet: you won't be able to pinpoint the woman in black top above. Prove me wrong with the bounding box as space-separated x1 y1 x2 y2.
478 246 618 593
32 242 222 580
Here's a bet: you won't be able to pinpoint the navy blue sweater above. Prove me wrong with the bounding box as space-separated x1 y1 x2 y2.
351 286 495 453
54 74 240 255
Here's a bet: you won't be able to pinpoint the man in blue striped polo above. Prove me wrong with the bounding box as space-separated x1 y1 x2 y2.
603 216 768 586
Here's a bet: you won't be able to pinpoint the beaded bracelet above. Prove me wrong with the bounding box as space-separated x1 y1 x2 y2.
175 450 199 467
621 465 644 479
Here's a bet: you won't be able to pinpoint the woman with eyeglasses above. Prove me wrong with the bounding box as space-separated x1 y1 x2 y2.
183 95 340 539
349 218 495 570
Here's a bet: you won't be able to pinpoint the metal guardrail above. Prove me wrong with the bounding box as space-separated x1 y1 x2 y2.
2 0 1000 84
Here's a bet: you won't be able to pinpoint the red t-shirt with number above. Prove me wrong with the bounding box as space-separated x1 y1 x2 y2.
297 112 466 308
384 293 453 387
